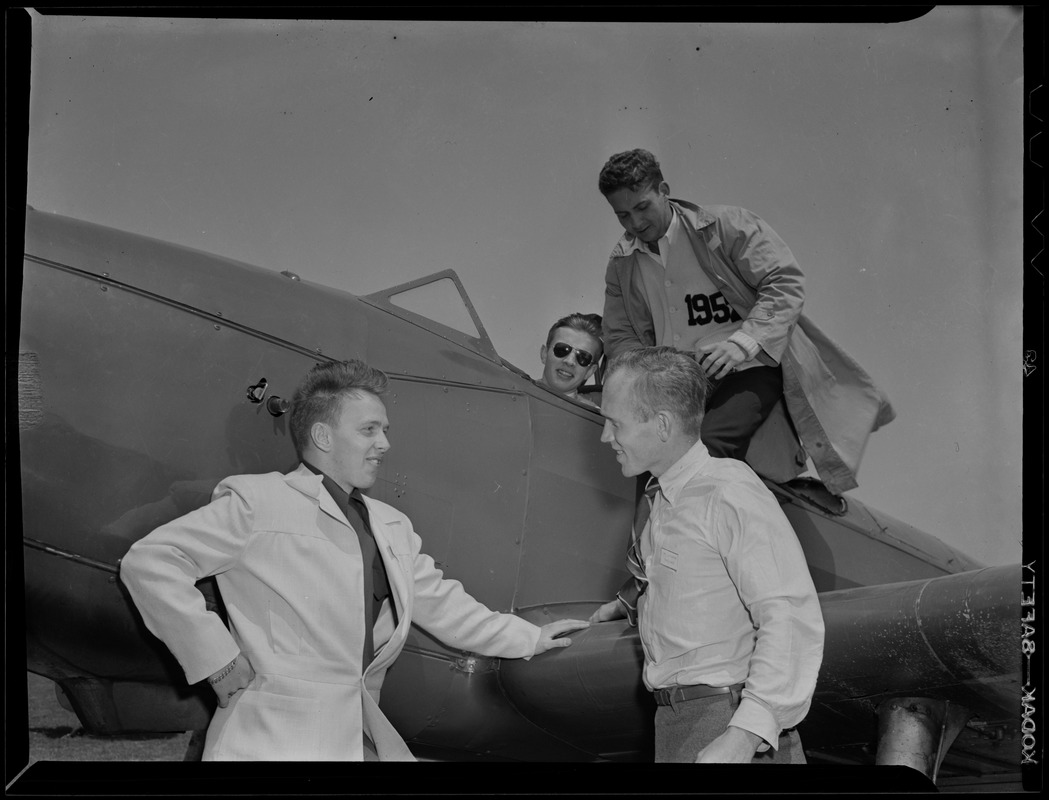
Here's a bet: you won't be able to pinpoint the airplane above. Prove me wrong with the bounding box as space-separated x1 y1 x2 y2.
15 205 1023 790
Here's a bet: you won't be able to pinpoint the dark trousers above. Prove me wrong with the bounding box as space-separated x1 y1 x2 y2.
654 691 806 764
363 732 380 762
701 365 783 461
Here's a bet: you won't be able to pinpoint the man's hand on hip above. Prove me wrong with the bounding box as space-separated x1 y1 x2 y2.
208 652 256 708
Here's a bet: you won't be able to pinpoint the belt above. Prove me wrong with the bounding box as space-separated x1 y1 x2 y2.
652 682 744 707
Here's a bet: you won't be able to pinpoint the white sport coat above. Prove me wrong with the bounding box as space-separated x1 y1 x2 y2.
119 463 541 760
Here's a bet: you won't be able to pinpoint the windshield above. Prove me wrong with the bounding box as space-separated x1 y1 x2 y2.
362 270 500 363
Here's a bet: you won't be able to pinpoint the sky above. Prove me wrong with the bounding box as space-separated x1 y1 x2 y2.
19 8 1027 567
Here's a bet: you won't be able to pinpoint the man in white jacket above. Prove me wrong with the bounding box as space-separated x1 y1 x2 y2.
120 358 587 761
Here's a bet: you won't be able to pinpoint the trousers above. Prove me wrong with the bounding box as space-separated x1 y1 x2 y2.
654 691 806 764
701 365 783 462
363 732 380 762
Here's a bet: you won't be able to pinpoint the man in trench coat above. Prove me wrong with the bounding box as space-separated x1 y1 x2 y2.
599 148 894 494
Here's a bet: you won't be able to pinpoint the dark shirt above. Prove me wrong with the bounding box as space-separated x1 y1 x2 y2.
303 462 392 665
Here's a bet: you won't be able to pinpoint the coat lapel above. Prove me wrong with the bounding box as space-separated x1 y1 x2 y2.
283 464 367 560
285 463 356 525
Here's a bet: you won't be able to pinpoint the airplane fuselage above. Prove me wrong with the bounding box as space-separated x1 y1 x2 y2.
17 208 1020 779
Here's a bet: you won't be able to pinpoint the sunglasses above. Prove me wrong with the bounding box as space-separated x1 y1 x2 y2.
551 342 596 368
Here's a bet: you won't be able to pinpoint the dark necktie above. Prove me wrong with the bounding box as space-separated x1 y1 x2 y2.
307 465 392 668
343 489 394 668
346 490 391 612
617 476 660 626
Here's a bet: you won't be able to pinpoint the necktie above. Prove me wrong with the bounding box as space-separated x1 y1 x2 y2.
308 464 392 668
617 476 660 626
342 489 393 668
347 493 391 605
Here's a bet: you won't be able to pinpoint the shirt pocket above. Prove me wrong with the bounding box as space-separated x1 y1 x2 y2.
643 547 741 663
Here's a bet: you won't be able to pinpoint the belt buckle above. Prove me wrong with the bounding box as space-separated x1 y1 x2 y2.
654 687 676 709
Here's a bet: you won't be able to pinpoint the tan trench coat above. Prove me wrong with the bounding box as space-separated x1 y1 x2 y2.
603 201 895 494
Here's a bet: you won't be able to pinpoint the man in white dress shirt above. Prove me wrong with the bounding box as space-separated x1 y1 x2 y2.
590 347 824 763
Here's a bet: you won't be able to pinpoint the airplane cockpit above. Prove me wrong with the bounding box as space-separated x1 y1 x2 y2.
362 269 505 367
361 269 605 410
